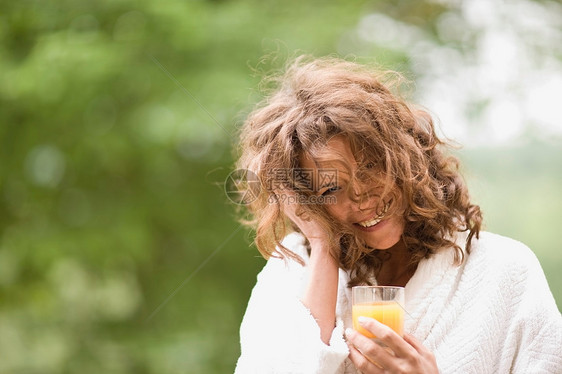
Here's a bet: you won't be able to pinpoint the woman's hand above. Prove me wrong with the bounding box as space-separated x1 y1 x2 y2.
345 317 439 373
277 189 339 344
277 190 329 248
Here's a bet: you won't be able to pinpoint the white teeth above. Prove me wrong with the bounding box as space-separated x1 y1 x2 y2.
358 202 390 228
358 216 383 228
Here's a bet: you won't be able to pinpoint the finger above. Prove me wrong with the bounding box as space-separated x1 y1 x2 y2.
404 334 439 368
403 334 431 357
357 317 417 358
278 191 304 215
346 328 394 369
276 190 298 215
347 341 384 373
403 334 422 351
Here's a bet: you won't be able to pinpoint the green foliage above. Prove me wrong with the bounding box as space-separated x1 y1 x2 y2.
458 138 562 312
1 1 560 373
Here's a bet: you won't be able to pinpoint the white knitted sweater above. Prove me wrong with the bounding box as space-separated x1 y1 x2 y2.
235 231 562 373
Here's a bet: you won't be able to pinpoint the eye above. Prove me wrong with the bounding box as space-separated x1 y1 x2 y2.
321 185 341 196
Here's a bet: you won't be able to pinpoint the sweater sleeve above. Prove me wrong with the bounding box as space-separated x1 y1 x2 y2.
234 233 349 374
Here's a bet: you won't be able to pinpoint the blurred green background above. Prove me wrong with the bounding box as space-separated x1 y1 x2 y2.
1 0 560 373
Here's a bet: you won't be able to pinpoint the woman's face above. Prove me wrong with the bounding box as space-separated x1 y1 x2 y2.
300 137 405 250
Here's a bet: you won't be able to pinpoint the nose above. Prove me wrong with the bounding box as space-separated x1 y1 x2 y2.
357 196 374 212
352 183 373 211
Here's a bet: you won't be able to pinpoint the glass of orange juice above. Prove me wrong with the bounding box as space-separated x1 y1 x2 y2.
352 286 405 339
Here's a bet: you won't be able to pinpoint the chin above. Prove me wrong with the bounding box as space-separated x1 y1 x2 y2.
365 237 401 250
362 217 405 250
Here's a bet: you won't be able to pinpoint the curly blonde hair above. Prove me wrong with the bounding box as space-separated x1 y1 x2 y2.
235 56 482 286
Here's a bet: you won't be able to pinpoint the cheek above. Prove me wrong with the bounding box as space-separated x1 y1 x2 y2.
390 216 406 237
364 216 405 249
325 200 349 222
394 189 408 212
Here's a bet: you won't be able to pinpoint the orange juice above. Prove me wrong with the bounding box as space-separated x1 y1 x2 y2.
352 301 404 338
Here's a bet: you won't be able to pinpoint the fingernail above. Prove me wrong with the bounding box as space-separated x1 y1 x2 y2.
358 316 369 325
345 328 355 338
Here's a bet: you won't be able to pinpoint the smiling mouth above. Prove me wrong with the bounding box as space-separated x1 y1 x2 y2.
356 201 391 228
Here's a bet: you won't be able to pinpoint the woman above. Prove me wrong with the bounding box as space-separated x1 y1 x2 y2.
233 56 562 373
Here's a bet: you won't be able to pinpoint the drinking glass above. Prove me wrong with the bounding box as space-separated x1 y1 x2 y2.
351 286 405 339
